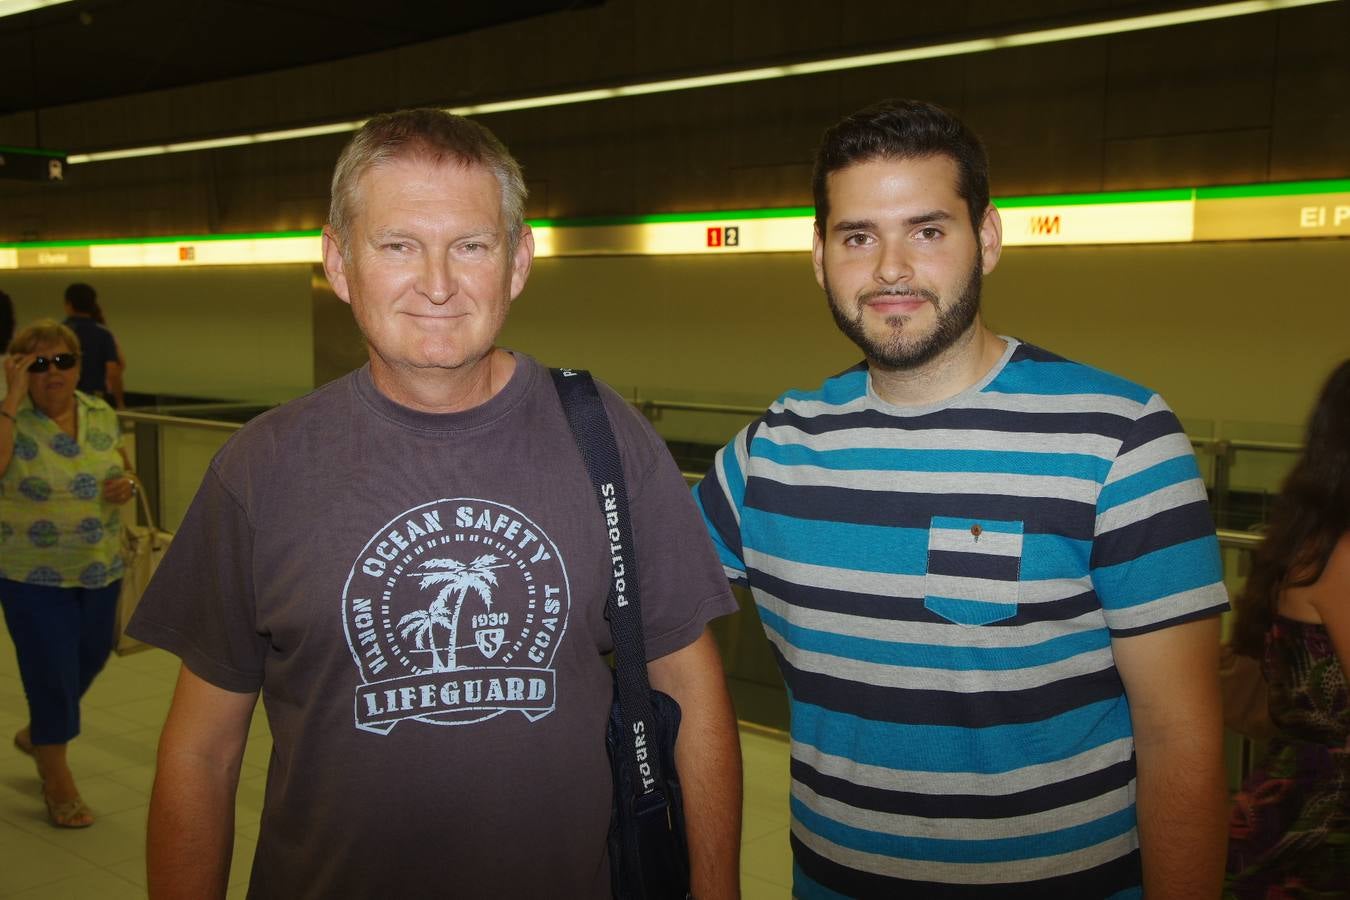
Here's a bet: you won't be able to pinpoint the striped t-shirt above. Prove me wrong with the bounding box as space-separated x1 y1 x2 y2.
695 338 1228 899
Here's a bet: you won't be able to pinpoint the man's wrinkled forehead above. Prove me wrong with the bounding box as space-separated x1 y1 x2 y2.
346 150 497 224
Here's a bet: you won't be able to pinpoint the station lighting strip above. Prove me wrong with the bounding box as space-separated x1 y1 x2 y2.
0 0 76 18
1 179 1346 269
61 0 1338 165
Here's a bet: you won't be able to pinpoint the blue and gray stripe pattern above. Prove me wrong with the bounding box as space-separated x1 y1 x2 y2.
695 339 1228 898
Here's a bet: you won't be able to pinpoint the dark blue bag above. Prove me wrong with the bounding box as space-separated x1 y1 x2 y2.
552 368 692 900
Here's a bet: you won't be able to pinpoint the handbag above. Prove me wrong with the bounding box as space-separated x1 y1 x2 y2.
551 368 692 900
1219 643 1275 740
115 477 173 655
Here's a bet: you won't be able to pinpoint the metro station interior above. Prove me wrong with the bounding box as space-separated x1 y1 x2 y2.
0 0 1347 896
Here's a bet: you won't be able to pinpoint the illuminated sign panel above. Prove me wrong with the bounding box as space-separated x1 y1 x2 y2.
1192 181 1350 241
0 179 1344 269
537 212 814 257
86 235 322 267
16 246 91 267
999 199 1194 246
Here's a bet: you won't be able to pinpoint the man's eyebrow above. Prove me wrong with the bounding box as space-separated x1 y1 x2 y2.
831 210 954 232
831 219 876 233
367 226 501 242
906 210 953 226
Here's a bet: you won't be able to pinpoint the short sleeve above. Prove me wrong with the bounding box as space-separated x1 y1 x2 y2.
1090 394 1229 636
604 397 739 663
692 422 757 585
125 464 268 692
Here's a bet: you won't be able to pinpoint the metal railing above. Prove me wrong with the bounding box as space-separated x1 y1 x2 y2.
637 399 763 419
1190 437 1302 527
1216 529 1262 551
118 408 245 530
120 403 1274 778
121 398 1299 541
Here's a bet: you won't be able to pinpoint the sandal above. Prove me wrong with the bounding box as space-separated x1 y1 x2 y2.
44 791 94 828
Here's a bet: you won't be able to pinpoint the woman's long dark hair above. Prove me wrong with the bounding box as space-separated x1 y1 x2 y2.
1231 359 1350 656
0 290 13 352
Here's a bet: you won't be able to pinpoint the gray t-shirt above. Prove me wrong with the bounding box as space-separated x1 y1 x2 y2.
128 353 737 899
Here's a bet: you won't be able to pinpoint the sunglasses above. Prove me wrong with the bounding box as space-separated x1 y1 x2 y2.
28 353 79 373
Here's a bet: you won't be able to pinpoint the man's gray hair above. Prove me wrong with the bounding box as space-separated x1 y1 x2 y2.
328 108 527 255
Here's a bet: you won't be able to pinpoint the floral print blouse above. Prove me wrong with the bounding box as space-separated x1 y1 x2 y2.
0 391 126 588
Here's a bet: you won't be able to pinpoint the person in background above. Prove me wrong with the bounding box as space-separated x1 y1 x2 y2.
1226 358 1350 898
62 283 126 408
695 99 1230 898
0 319 137 828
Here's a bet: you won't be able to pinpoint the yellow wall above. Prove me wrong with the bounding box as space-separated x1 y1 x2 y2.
983 240 1347 440
4 235 1344 440
504 238 1348 447
3 266 315 404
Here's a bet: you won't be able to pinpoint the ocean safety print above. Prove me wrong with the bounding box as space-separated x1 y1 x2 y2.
342 498 571 734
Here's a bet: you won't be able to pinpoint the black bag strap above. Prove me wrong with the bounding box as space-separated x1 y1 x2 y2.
550 368 669 801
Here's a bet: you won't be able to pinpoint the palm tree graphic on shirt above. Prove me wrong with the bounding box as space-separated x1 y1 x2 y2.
396 554 506 672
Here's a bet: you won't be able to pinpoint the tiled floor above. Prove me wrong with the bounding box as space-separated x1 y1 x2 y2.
0 635 793 898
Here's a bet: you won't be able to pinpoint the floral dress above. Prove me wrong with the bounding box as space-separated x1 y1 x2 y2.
0 391 126 588
1227 616 1350 898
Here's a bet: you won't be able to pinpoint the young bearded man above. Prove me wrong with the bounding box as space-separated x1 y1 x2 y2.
695 99 1229 899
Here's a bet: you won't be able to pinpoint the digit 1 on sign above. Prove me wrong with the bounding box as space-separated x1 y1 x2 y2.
706 227 722 248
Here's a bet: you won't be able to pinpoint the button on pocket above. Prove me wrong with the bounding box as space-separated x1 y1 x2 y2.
924 516 1024 626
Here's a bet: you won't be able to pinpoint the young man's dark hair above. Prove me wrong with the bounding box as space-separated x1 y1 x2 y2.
811 99 990 236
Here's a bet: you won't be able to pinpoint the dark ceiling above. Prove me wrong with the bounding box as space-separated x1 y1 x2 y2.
0 0 602 115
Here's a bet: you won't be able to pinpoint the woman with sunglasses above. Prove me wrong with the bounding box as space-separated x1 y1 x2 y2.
0 319 136 828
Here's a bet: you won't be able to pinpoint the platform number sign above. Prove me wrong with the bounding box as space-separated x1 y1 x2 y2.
706 225 740 248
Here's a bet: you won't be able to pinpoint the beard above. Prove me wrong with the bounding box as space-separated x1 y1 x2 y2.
825 252 984 370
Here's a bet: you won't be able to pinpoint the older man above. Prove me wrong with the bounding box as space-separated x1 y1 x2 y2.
695 100 1229 899
131 109 741 899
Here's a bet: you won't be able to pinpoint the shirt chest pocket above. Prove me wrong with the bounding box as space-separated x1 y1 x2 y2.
923 516 1023 627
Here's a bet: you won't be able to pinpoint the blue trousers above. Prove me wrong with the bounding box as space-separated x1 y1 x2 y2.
0 578 121 745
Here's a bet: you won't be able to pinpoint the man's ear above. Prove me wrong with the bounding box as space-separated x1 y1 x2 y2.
321 227 352 305
811 225 827 291
979 205 1003 275
507 224 535 302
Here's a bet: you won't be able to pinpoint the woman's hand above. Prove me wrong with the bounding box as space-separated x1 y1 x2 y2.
103 475 136 505
3 352 35 403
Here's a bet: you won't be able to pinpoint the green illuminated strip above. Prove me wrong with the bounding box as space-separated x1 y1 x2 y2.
0 229 322 249
996 188 1193 207
1196 179 1350 199
527 206 814 228
0 144 67 158
3 176 1348 251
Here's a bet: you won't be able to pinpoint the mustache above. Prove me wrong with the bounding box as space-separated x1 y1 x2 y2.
858 286 939 305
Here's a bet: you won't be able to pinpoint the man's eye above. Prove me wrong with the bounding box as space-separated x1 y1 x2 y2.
843 233 872 247
382 242 410 252
916 227 943 240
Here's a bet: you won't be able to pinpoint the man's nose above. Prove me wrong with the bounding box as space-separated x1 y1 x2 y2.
873 240 913 285
418 255 456 303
